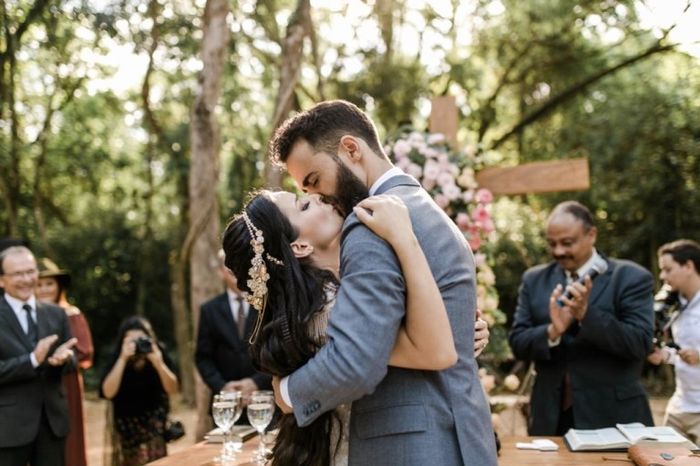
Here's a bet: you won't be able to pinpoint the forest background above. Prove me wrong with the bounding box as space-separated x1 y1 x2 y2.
1 0 699 409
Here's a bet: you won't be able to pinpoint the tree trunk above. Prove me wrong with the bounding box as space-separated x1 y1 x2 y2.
264 0 311 188
189 0 230 440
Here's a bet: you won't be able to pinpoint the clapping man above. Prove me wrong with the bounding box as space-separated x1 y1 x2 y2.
0 246 77 466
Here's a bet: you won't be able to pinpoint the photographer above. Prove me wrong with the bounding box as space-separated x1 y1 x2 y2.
648 239 700 443
100 316 178 466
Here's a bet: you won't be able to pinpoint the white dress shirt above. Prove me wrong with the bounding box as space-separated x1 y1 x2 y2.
4 293 40 367
667 290 700 413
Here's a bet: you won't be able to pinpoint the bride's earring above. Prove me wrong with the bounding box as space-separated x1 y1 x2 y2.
290 241 314 259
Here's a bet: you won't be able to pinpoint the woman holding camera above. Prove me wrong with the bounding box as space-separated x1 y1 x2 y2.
100 316 179 466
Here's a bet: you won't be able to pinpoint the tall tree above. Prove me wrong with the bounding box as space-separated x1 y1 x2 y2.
187 0 230 438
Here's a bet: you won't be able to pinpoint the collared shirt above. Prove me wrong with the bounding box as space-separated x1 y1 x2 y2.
564 249 601 283
226 288 248 325
667 290 700 413
369 166 404 196
4 293 40 368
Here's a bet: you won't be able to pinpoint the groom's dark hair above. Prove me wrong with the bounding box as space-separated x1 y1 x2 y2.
222 191 341 466
270 99 384 165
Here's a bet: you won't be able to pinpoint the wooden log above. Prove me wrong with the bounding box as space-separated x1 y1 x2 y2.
475 158 590 195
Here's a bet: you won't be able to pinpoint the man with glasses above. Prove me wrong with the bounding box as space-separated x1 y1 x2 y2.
0 246 76 466
509 201 654 435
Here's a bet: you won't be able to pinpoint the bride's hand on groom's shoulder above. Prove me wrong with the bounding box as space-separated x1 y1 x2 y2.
354 195 413 245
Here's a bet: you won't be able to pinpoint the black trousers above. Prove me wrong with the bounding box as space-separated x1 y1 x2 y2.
0 408 65 466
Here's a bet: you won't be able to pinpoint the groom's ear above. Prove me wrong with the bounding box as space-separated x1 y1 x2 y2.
290 240 314 259
339 135 362 163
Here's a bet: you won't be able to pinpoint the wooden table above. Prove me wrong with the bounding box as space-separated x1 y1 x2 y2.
499 436 629 465
146 437 263 466
149 435 631 465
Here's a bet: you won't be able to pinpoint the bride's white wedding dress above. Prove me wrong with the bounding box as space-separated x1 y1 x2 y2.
308 291 349 466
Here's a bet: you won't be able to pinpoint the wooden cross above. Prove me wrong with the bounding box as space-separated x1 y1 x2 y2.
429 96 589 195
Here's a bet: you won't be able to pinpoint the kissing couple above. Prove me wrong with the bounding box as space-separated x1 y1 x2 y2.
222 100 498 466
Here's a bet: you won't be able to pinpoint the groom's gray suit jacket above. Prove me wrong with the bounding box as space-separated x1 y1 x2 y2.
287 174 497 465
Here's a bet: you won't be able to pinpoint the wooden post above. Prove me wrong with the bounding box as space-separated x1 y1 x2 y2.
429 95 458 148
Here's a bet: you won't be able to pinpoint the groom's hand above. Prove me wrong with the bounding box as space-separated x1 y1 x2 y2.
272 376 293 414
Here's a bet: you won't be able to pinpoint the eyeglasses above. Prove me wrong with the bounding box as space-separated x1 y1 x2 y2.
2 269 38 279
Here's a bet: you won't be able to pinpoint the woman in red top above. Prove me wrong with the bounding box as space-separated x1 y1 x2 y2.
36 258 94 466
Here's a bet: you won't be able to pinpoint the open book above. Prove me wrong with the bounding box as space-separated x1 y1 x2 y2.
204 425 258 443
564 423 698 452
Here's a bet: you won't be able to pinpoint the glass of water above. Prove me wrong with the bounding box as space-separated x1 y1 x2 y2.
247 393 275 464
212 392 239 463
219 391 243 460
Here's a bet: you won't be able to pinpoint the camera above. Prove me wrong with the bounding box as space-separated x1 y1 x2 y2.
134 336 153 354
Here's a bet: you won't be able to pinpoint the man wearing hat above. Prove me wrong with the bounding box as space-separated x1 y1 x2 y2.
0 246 77 466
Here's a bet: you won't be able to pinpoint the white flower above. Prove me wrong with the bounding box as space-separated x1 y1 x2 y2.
442 183 462 201
474 252 487 267
423 159 440 180
457 167 477 189
478 268 496 286
504 374 521 392
408 131 424 145
422 178 436 191
392 139 412 159
437 172 454 187
427 133 446 144
396 157 411 171
406 163 423 179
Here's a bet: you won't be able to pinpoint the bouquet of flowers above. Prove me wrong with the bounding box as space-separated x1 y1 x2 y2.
385 128 507 358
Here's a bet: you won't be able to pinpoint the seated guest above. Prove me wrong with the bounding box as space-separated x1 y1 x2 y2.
100 316 178 466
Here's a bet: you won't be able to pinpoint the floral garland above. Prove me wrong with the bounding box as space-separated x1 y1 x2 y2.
384 128 507 358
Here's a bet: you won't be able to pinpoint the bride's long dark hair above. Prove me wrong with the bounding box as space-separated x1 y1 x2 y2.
222 190 340 466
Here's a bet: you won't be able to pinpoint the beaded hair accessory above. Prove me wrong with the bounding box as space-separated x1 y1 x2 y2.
241 211 284 344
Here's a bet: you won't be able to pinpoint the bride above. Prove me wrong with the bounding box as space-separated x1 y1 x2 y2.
222 190 488 466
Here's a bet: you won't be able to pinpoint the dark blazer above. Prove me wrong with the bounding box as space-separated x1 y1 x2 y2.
195 292 271 394
0 298 74 447
509 256 655 435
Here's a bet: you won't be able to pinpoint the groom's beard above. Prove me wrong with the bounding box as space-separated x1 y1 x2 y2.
322 161 369 218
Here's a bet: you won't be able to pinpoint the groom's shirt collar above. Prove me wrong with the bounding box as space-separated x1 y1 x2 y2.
369 167 404 195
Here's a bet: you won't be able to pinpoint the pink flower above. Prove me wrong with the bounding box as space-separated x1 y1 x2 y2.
468 235 482 251
480 218 495 234
422 178 436 191
462 190 474 203
423 160 440 180
392 139 411 159
424 147 439 159
396 157 411 171
474 252 487 267
427 133 446 144
471 204 490 223
434 194 449 209
456 213 471 230
406 163 423 179
475 188 493 204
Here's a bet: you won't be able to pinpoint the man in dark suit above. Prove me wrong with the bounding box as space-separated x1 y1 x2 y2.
195 251 271 424
0 246 77 466
509 201 654 435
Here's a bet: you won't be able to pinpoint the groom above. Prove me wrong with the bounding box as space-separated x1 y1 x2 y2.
270 100 497 465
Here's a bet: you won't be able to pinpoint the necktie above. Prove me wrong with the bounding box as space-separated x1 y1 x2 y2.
561 272 578 412
23 304 38 345
236 297 246 339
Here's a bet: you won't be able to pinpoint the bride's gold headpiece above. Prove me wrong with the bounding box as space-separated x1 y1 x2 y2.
241 211 284 343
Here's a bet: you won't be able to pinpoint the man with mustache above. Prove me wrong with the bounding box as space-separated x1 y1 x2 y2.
509 201 655 435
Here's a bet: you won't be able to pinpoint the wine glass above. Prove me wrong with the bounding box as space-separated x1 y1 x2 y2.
220 391 244 460
247 393 275 464
211 393 238 463
252 390 277 456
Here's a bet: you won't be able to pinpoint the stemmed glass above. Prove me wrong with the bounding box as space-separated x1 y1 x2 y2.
220 391 244 460
212 392 242 464
247 393 275 464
